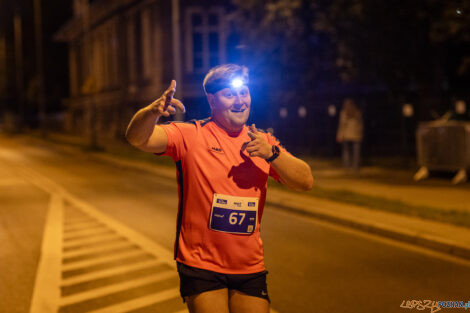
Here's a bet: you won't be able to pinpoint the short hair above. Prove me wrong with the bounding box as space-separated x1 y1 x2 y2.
203 64 249 94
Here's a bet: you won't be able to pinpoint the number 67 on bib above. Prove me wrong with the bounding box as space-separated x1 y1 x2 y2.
209 193 259 235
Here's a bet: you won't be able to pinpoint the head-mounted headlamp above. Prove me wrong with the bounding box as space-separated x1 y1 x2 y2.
204 76 248 94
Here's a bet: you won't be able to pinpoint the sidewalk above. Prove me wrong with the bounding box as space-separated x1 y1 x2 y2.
10 132 470 261
308 160 470 213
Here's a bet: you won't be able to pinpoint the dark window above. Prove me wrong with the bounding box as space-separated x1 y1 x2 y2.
187 9 224 72
209 13 218 26
209 32 219 53
191 14 202 27
193 56 203 69
193 33 203 53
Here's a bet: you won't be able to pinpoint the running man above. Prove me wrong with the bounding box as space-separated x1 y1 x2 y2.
126 64 313 313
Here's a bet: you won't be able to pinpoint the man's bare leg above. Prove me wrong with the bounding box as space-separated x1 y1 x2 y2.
186 288 229 313
228 290 269 313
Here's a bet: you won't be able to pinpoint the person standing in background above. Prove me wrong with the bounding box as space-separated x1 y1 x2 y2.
336 98 364 172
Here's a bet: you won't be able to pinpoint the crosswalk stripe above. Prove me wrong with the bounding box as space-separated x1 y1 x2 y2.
61 259 165 286
63 229 115 242
62 233 121 249
64 217 96 225
63 246 140 265
64 222 103 232
61 250 147 271
63 223 104 234
59 270 177 306
86 287 180 313
63 241 136 258
68 195 176 265
63 227 112 240
63 230 116 243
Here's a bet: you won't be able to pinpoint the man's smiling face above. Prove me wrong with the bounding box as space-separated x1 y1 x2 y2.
209 85 251 132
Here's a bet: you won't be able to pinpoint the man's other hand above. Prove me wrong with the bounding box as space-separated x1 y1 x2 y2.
245 124 273 159
150 80 186 117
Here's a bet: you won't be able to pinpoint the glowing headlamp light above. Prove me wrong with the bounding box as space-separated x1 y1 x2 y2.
205 76 248 94
231 78 244 89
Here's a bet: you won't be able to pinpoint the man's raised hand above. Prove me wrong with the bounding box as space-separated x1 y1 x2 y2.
245 124 273 159
150 80 186 117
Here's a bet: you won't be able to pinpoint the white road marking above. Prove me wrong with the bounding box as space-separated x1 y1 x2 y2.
67 194 176 264
64 217 96 225
61 250 147 271
64 223 105 233
62 241 136 258
62 227 112 239
62 233 120 249
63 221 103 231
61 259 165 286
5 160 180 312
86 287 180 313
29 193 63 313
14 161 176 265
59 270 177 306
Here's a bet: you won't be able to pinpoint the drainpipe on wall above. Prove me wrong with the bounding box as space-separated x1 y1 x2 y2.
172 0 184 121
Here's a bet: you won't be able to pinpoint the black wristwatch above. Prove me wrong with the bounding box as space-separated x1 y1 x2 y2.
265 145 280 163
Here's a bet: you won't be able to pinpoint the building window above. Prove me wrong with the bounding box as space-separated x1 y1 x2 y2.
185 7 226 73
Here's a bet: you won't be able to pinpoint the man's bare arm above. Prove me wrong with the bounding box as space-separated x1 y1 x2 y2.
245 124 314 191
269 151 314 191
125 80 185 153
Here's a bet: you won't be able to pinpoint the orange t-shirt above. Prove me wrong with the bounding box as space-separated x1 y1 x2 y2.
159 118 285 274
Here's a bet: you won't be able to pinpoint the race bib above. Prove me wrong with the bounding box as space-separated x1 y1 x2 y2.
209 193 259 235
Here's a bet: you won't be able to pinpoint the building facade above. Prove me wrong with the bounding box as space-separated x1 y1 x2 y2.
55 0 236 139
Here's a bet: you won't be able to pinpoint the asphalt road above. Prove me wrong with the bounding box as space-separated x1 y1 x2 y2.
0 136 469 313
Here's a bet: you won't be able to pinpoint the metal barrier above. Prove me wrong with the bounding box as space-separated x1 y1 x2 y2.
414 121 470 184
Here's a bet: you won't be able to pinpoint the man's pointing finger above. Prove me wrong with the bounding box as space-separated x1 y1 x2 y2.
247 131 257 141
164 80 176 105
250 124 260 134
170 99 186 113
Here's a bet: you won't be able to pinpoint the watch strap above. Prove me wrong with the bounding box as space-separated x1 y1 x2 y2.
265 145 280 163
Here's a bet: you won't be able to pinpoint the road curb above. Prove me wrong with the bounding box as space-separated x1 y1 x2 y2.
265 199 470 261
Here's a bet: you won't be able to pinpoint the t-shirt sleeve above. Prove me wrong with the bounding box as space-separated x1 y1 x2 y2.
157 122 196 161
264 132 289 182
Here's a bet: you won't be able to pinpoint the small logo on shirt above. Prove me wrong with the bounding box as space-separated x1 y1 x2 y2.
261 290 267 296
216 199 227 204
209 146 224 153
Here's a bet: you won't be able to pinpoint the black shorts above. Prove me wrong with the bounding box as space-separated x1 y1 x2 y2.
177 262 270 303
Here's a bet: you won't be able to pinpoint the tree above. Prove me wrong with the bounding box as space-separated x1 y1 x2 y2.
231 0 470 101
